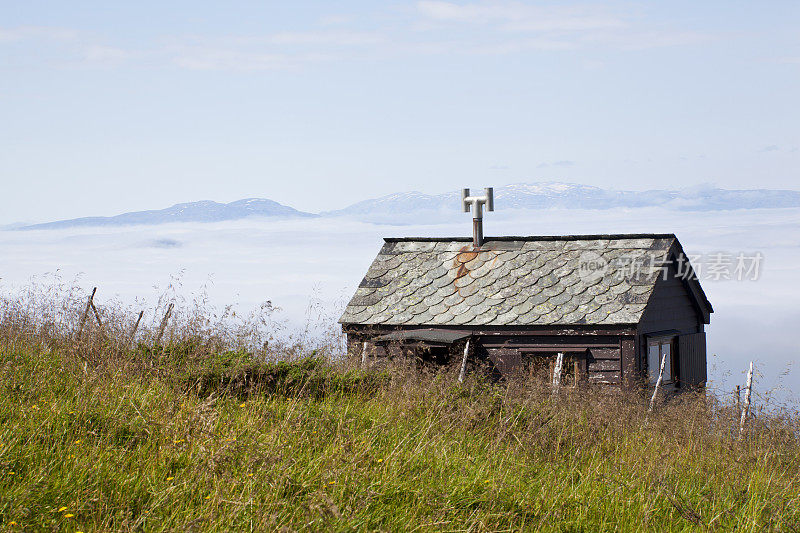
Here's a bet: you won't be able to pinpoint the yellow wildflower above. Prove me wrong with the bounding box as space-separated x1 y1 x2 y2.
58 507 67 512
377 459 383 463
8 471 15 475
64 513 74 518
167 476 174 481
247 473 253 477
74 439 81 444
328 481 336 485
240 403 246 407
9 521 17 525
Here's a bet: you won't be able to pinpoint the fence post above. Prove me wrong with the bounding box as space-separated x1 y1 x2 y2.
75 287 97 340
361 341 369 367
90 300 104 332
129 311 144 347
458 338 471 383
648 350 668 412
551 352 564 394
739 362 754 438
154 303 174 347
734 385 741 411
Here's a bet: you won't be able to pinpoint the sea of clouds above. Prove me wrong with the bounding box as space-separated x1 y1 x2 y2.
2 206 798 405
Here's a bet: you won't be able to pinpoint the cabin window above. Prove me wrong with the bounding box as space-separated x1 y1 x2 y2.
647 337 675 384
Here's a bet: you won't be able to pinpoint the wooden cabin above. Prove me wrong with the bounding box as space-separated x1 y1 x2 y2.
339 233 712 389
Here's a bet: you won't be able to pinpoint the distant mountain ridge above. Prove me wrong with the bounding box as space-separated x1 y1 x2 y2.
20 198 317 230
324 182 800 223
15 182 800 230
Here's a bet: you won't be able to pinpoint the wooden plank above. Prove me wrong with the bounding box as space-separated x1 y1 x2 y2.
621 338 636 388
519 347 589 353
589 359 620 372
489 343 619 349
588 372 621 384
588 348 620 360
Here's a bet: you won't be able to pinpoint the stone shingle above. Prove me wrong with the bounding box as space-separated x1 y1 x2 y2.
339 235 676 326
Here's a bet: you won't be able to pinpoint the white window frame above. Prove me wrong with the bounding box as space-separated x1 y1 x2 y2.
647 336 676 385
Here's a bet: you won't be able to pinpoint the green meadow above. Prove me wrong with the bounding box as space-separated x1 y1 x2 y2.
0 296 798 531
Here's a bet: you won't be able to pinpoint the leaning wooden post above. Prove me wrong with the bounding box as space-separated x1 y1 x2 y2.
90 300 104 331
734 385 741 411
75 287 97 340
360 341 369 367
648 350 668 412
129 311 144 346
739 362 754 438
154 303 174 347
551 352 564 394
458 338 471 383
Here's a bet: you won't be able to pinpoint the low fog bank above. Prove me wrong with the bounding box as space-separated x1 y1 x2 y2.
1 207 798 404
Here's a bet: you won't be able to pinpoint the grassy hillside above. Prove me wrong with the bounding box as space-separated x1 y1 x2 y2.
0 297 798 531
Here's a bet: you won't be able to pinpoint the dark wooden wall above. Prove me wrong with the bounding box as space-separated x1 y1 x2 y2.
678 332 707 386
638 269 700 336
345 326 636 386
636 263 707 386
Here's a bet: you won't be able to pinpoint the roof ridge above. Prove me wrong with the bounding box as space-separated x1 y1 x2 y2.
384 233 676 243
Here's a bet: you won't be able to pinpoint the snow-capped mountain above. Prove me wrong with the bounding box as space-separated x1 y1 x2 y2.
20 198 316 230
14 182 800 230
325 182 800 223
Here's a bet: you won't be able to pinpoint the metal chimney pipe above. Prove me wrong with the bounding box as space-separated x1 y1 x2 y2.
462 187 494 248
473 217 483 247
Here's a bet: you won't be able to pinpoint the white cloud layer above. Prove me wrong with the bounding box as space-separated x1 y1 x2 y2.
2 207 799 403
0 2 714 71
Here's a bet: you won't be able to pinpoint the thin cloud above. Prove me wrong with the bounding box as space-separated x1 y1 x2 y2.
417 1 626 32
0 26 78 42
0 3 715 72
539 160 575 168
415 1 711 52
760 145 780 152
266 30 385 46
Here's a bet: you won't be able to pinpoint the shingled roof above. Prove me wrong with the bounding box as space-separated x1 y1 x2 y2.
340 234 711 327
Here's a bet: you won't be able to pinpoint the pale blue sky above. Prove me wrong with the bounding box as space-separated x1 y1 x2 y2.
2 1 799 223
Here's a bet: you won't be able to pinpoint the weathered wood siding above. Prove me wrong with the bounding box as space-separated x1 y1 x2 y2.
678 332 707 386
636 264 706 386
587 348 621 384
638 270 700 336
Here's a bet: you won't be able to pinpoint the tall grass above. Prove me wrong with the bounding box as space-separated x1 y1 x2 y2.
0 286 798 531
